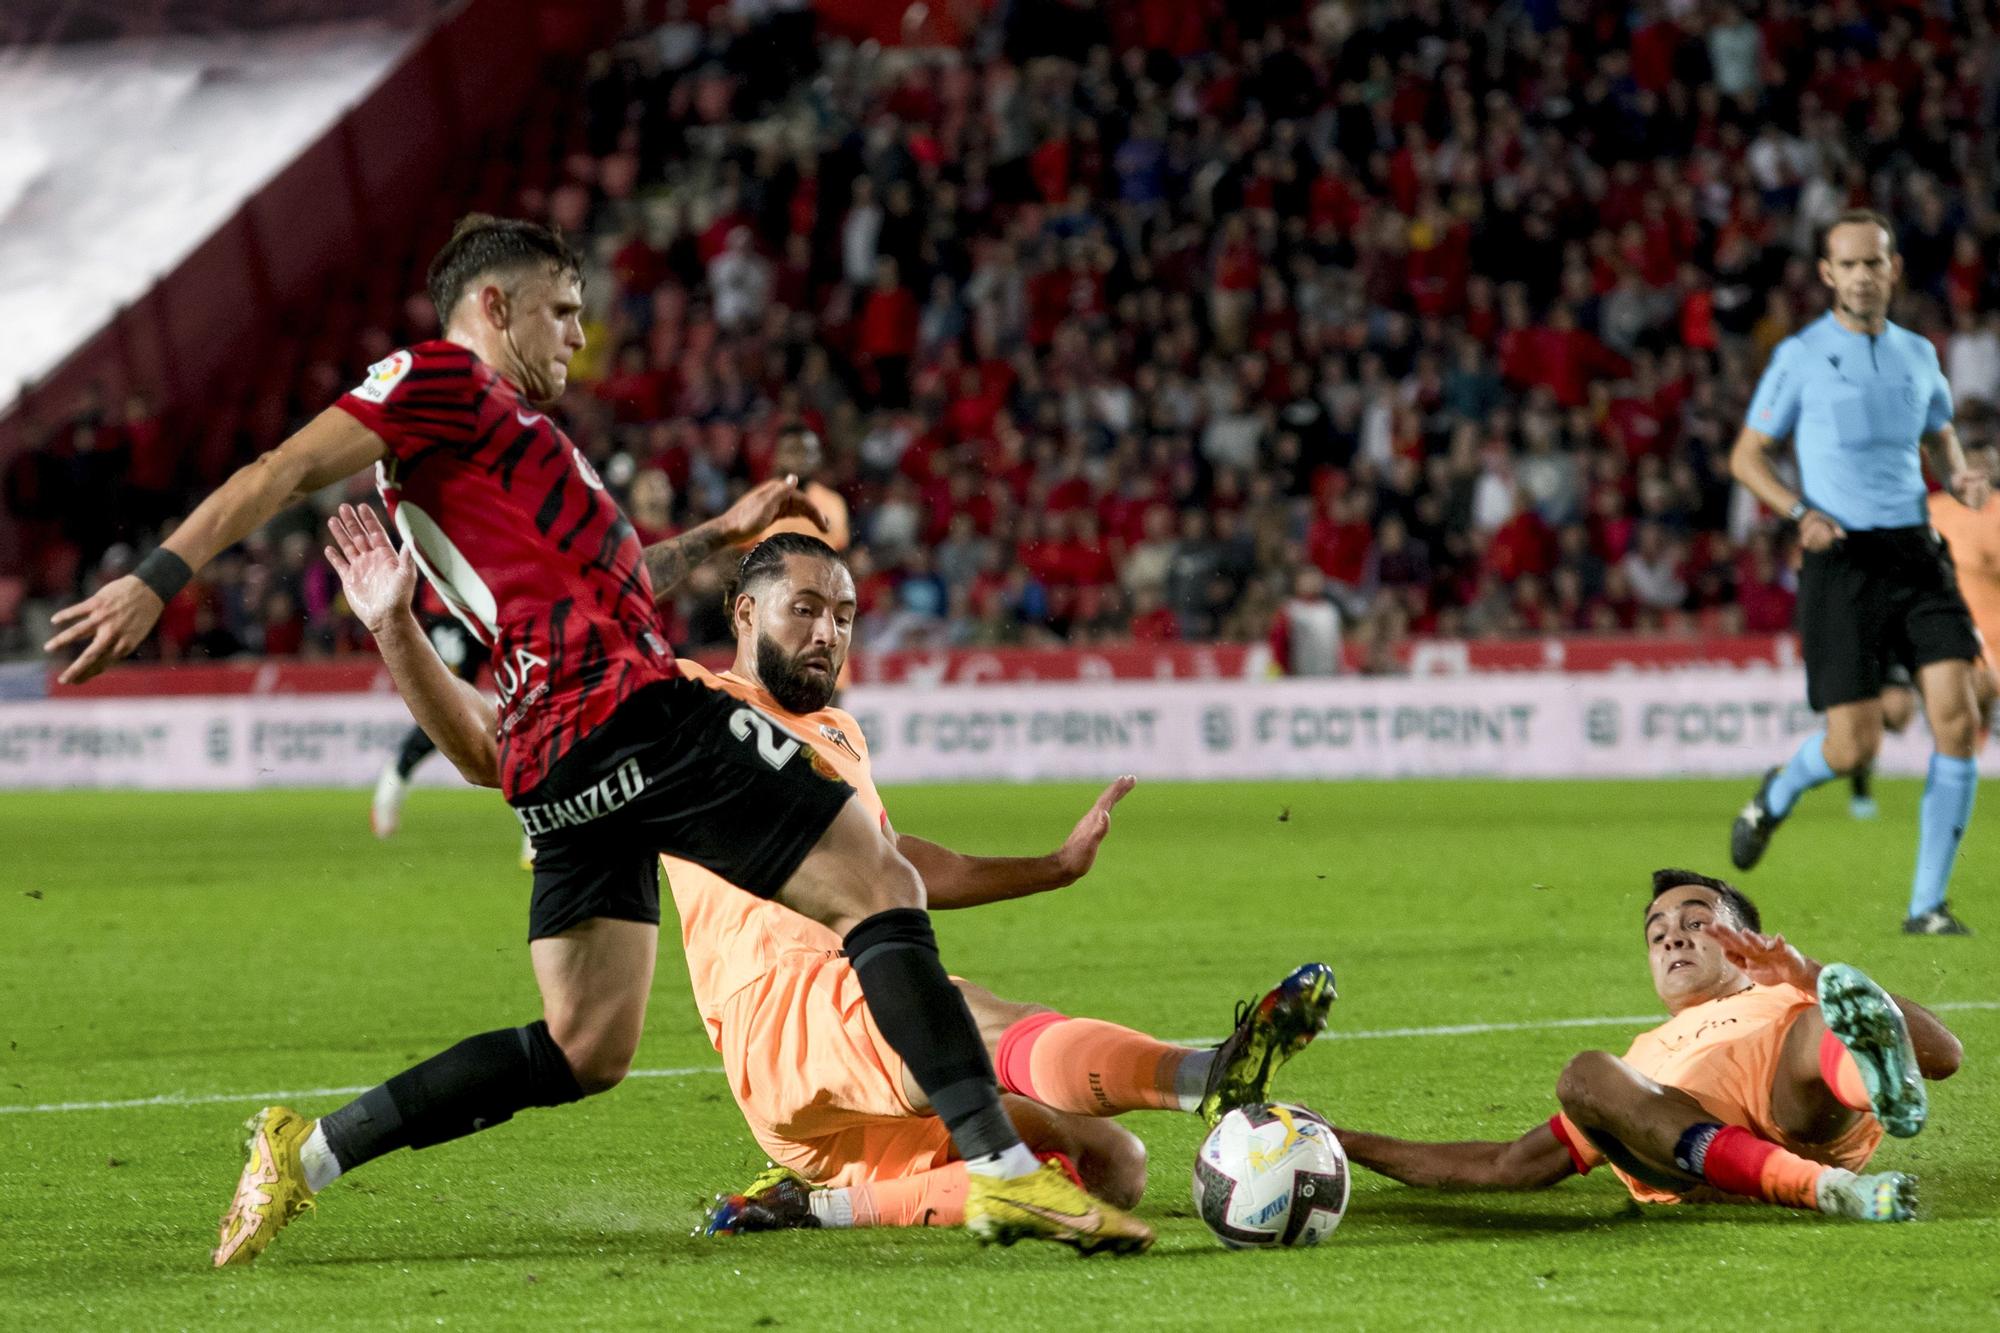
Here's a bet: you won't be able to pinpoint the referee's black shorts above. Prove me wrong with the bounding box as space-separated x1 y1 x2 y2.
1798 525 1981 711
512 675 855 941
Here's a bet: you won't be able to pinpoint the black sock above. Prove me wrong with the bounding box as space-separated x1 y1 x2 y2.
317 1020 584 1171
1852 767 1872 800
843 908 1020 1160
394 726 438 781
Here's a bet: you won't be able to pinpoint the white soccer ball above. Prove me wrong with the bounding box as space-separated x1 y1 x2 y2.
1192 1102 1350 1249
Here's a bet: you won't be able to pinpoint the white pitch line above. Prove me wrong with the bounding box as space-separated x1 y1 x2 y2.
5 1005 1995 1118
0 1067 725 1117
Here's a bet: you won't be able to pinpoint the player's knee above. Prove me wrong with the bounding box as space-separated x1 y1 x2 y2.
869 846 927 913
1881 696 1914 734
1931 703 1979 756
546 1021 638 1095
789 813 928 933
826 846 925 928
1556 1050 1621 1124
969 996 1053 1055
1824 728 1881 774
566 1043 634 1095
1090 1130 1148 1209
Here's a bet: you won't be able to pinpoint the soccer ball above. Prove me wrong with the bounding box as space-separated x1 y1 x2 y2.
1192 1102 1350 1249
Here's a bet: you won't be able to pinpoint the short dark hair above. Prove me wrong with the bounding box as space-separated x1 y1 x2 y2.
426 214 584 324
1647 868 1762 933
729 531 844 614
1819 208 1898 259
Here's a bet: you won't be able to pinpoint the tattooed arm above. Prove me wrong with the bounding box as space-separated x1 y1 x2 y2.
641 474 828 602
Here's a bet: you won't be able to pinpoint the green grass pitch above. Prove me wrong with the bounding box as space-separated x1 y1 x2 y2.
2 780 1995 1330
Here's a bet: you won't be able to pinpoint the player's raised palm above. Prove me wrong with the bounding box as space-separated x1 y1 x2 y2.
1706 922 1820 991
325 503 417 633
719 474 828 542
1050 775 1138 886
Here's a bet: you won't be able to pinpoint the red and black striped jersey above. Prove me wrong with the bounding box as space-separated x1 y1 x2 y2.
336 340 673 798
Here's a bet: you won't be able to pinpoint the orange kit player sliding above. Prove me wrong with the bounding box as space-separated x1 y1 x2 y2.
1328 870 1963 1221
325 507 1336 1232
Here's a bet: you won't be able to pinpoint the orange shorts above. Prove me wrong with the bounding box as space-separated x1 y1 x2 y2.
1558 998 1884 1204
715 948 956 1188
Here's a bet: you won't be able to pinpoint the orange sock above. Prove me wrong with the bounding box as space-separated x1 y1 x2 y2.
994 1013 1190 1116
1688 1124 1825 1210
1818 1030 1875 1112
838 1164 967 1228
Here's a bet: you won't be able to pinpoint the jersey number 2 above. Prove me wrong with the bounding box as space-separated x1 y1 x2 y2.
730 708 800 769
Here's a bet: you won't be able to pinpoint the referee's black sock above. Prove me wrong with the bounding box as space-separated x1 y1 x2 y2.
316 1021 585 1172
843 908 1025 1167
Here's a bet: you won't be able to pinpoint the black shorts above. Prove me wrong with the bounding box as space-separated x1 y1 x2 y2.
1798 526 1980 711
513 676 855 941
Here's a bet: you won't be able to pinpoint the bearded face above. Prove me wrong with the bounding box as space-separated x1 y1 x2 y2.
756 626 838 714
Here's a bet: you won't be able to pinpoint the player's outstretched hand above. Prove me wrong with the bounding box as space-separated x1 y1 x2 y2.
45 575 165 685
1050 775 1138 886
325 503 417 634
1952 466 1992 512
718 474 828 543
1706 921 1821 991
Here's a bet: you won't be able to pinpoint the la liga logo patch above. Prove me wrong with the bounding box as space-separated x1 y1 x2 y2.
352 350 414 404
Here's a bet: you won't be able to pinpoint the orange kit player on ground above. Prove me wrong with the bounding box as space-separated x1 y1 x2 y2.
326 513 1335 1232
1328 870 1963 1222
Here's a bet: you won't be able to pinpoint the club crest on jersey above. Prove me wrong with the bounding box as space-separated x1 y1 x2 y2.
352 350 413 404
818 723 861 763
805 744 843 784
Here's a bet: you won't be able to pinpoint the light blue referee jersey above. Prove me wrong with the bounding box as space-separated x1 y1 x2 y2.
1744 313 1953 531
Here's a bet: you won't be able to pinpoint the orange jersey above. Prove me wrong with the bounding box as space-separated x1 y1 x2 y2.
753 480 851 552
1930 491 2000 657
664 661 887 1049
1556 984 1882 1203
664 662 945 1186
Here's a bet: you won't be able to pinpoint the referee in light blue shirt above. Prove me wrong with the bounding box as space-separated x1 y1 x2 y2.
1729 209 1993 935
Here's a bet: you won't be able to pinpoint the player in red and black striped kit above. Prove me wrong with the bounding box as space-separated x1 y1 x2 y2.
50 215 1151 1262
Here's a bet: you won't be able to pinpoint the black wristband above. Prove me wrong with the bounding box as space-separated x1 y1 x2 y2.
133 547 193 604
1786 501 1809 523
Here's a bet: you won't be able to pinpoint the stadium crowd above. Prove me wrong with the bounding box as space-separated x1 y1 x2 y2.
9 0 2000 672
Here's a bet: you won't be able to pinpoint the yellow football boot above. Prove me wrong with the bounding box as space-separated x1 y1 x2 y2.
212 1106 316 1267
703 1164 819 1235
965 1161 1154 1255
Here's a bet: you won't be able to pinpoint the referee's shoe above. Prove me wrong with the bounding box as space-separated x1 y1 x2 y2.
1903 904 1973 936
1730 768 1788 871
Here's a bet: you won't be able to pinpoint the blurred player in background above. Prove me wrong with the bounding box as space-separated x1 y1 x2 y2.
751 422 849 551
1728 211 1992 935
329 520 1335 1233
1844 667 1914 820
1330 870 1963 1222
1926 432 2000 723
49 214 1150 1262
1847 435 2000 819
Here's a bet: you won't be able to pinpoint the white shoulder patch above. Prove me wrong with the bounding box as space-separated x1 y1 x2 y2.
351 350 414 404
